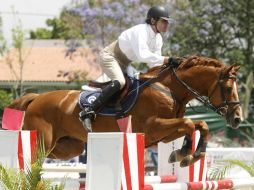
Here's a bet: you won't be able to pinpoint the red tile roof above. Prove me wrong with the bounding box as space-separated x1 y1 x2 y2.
0 40 102 82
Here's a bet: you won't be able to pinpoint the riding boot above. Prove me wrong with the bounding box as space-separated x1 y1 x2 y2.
79 80 121 132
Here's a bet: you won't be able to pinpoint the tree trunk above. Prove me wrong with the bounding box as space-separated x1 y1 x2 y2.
243 71 253 119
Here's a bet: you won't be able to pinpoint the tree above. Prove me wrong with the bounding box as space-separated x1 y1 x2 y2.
12 25 25 96
169 0 254 120
30 10 86 40
0 90 12 112
0 17 7 56
71 0 153 47
1 21 27 98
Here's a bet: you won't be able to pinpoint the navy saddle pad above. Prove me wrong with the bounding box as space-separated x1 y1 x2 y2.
78 80 140 117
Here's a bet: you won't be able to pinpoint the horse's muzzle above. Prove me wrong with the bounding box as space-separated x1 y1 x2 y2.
227 106 243 129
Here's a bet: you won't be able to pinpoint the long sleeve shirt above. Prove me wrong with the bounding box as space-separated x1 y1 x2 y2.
118 24 164 68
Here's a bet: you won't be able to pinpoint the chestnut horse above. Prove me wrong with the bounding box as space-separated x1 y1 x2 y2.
8 56 242 167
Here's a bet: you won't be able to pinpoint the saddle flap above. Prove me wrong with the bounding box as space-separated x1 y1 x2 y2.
78 78 140 117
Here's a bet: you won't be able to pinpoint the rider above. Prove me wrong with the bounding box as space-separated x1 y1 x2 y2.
79 5 180 131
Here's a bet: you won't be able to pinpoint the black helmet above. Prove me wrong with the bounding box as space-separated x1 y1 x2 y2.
146 6 171 22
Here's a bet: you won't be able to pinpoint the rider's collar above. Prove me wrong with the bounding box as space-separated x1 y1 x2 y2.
147 24 157 38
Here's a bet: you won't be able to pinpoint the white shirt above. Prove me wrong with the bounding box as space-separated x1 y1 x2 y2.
118 24 164 68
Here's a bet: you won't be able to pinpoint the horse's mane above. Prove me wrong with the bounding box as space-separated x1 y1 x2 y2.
140 56 225 79
179 56 224 70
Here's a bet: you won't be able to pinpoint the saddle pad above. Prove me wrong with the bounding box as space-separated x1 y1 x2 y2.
78 80 140 117
79 90 101 108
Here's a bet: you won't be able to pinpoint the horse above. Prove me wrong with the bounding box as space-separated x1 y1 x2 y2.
8 56 242 167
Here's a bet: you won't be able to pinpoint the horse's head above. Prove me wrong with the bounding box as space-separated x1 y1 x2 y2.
141 56 243 129
173 56 243 129
207 64 242 129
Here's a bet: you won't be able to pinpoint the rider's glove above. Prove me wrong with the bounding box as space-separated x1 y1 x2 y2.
168 57 181 68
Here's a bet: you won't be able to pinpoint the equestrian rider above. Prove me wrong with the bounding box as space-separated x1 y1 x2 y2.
80 5 180 131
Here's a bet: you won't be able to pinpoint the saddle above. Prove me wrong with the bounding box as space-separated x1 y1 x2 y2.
78 76 140 118
88 77 131 105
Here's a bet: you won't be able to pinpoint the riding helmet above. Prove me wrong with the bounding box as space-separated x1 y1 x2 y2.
146 6 171 22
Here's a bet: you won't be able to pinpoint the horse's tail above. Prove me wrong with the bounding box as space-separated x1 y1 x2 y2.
8 93 39 111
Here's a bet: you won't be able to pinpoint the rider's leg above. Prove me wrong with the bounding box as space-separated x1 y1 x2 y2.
79 80 121 131
80 47 126 132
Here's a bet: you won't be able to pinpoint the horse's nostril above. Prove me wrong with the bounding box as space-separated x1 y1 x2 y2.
234 117 241 125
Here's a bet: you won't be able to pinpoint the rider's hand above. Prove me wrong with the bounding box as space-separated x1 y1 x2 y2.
168 57 181 68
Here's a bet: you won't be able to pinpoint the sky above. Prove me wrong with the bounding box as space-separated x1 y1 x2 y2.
0 0 72 46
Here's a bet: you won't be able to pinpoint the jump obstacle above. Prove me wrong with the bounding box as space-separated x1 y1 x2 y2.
1 130 254 190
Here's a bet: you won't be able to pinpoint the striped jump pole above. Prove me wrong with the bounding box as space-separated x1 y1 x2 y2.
72 175 177 190
145 175 177 184
144 177 254 190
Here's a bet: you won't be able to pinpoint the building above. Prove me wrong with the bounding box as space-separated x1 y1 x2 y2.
0 40 101 93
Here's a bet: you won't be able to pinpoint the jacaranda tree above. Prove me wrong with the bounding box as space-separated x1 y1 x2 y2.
71 0 153 47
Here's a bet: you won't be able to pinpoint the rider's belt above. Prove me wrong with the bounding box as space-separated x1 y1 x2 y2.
105 40 132 69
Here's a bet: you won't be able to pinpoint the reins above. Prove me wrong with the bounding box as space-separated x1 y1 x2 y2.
171 68 219 112
127 64 172 95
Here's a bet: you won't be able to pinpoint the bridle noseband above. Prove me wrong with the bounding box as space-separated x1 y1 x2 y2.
171 68 241 117
207 71 241 116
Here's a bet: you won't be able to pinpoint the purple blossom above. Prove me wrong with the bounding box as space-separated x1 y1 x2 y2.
123 0 140 6
139 4 148 13
198 29 209 36
171 44 180 52
70 1 149 46
211 5 223 14
203 14 208 19
203 21 212 29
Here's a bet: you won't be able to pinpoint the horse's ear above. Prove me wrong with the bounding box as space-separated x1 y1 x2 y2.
233 65 240 72
223 65 240 76
224 65 234 74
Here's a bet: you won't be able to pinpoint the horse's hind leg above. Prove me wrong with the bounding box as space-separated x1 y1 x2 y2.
23 113 53 155
180 120 209 167
49 137 85 160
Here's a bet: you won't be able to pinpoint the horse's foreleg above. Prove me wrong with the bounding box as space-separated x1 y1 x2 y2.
180 120 209 167
149 118 209 167
145 117 196 164
146 117 196 143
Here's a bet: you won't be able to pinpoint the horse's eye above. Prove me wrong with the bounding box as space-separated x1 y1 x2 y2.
226 87 232 93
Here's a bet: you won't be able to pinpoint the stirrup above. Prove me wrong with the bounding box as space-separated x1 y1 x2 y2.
79 108 96 120
82 117 93 132
79 108 96 132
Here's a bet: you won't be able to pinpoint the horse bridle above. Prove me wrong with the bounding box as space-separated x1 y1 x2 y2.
171 68 241 117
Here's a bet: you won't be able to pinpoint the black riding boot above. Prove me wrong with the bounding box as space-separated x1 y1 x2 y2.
79 80 121 132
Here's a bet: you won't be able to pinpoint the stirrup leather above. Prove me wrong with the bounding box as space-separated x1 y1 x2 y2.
79 108 96 121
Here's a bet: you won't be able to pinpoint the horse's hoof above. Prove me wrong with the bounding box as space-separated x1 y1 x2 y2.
180 155 193 167
168 149 181 163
